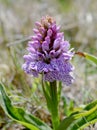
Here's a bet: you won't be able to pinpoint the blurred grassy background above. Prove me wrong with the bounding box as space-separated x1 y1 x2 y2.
0 0 97 129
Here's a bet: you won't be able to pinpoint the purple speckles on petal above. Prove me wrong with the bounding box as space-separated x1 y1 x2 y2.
22 16 74 86
37 52 44 61
49 50 56 58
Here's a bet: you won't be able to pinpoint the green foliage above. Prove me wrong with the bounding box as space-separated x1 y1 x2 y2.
0 83 52 130
1 81 97 130
76 52 97 66
84 52 97 65
62 97 74 116
57 100 97 130
42 81 60 130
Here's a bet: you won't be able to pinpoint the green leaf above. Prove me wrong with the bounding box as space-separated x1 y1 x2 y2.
0 83 52 130
75 52 97 66
57 100 97 130
84 52 97 65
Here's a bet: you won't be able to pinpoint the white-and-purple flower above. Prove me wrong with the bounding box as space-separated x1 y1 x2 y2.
22 16 74 85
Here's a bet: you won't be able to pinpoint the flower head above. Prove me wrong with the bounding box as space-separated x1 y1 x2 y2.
22 16 74 85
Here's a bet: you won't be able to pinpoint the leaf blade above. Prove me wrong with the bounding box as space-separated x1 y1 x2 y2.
57 100 97 130
0 83 52 130
84 52 97 65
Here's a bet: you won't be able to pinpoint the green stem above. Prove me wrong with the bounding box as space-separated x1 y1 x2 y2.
41 77 61 130
49 81 60 130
